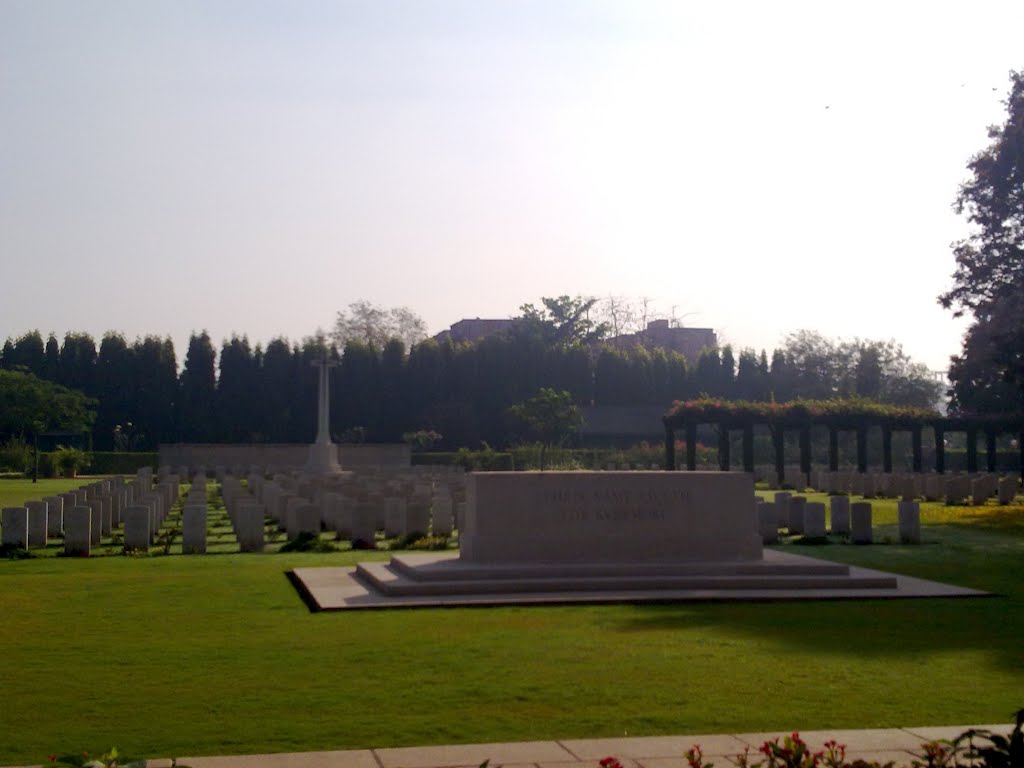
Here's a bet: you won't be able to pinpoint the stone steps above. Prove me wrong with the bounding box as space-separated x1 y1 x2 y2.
354 553 899 598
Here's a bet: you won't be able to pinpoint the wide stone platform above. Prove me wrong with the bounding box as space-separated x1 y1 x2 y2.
290 471 987 610
291 549 987 610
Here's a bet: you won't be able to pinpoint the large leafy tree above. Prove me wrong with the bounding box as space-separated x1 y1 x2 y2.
507 387 582 469
0 370 96 438
517 295 609 348
333 300 427 350
941 71 1024 412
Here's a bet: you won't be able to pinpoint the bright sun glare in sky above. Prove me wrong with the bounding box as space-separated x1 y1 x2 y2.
2 1 1023 372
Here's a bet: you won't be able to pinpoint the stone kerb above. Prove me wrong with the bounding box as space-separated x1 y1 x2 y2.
2 507 29 549
462 471 761 564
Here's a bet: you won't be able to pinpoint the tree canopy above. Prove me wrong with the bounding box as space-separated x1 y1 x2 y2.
942 71 1024 413
332 300 427 350
0 370 96 438
516 295 609 347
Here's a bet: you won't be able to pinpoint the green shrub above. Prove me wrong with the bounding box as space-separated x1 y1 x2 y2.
37 452 59 478
0 438 32 474
85 452 158 475
412 449 514 471
53 446 89 478
278 532 338 553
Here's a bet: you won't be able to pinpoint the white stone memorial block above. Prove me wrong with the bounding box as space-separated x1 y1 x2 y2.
462 471 761 564
850 501 873 544
898 500 921 544
756 500 778 544
829 495 850 534
25 501 48 547
900 477 919 502
44 496 64 536
182 505 208 554
124 506 151 551
2 507 29 549
64 506 92 556
788 496 807 534
803 502 826 539
236 502 266 553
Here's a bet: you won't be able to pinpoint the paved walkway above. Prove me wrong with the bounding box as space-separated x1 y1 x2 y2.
14 723 1005 768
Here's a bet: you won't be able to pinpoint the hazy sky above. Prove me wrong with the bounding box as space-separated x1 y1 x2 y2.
3 0 1022 372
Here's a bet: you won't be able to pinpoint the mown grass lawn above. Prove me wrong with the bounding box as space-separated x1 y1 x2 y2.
0 480 1022 765
0 477 98 510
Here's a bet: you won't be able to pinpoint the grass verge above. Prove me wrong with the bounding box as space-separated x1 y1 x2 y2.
0 486 1022 764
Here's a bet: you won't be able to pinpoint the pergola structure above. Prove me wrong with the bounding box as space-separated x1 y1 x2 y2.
662 399 1024 483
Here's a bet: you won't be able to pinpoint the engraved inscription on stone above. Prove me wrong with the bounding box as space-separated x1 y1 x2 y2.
536 486 690 525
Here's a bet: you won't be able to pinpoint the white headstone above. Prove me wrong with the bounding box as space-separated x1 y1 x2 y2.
182 505 208 554
124 506 151 551
1 507 28 549
898 500 921 544
64 506 92 556
829 495 850 534
850 501 873 544
803 502 826 539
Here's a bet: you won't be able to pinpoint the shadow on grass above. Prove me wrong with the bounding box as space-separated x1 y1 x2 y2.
609 521 1024 668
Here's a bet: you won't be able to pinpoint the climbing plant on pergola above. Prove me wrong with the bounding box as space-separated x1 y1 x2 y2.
662 398 1024 482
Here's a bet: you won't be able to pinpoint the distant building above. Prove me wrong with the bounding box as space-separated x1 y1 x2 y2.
432 318 517 345
605 320 717 364
432 317 716 364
